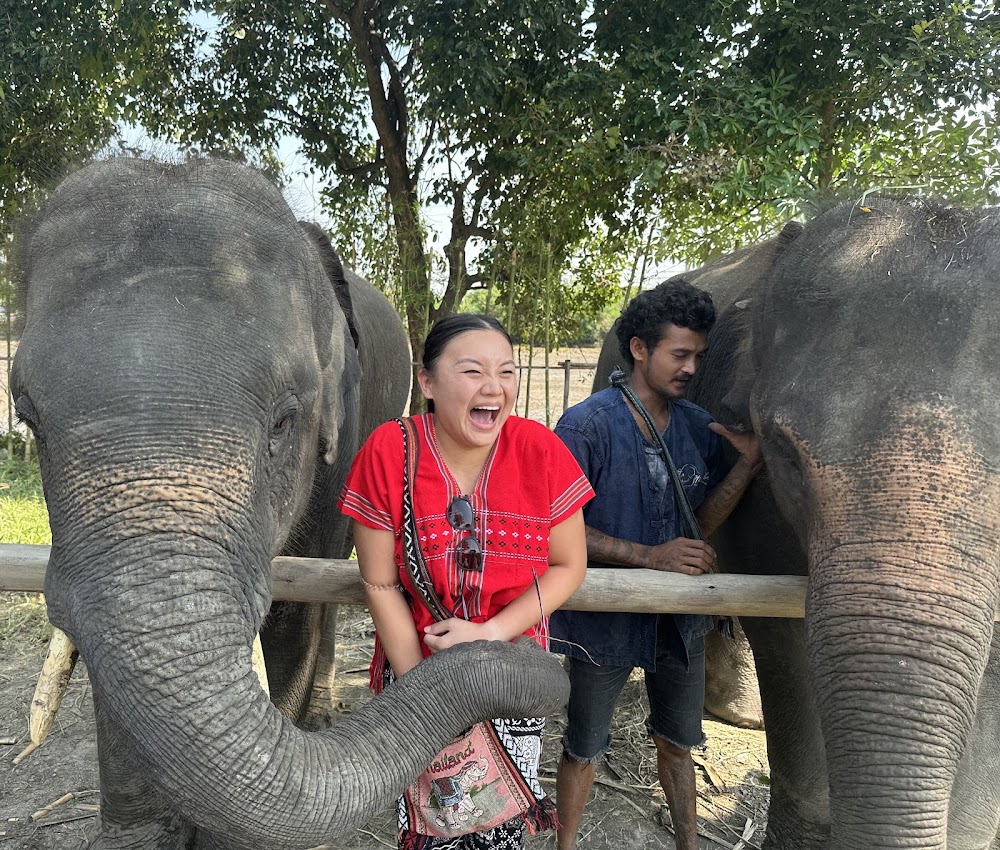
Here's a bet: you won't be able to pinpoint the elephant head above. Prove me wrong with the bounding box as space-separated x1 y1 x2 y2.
689 199 1000 848
10 157 569 849
589 231 804 733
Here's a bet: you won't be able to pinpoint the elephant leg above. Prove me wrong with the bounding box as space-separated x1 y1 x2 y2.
741 617 830 850
304 603 339 731
88 689 194 850
948 629 1000 850
704 621 764 729
260 601 325 724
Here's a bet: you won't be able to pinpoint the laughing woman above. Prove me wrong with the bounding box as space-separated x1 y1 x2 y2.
339 313 592 850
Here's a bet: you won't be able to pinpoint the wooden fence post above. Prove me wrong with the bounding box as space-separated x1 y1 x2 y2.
561 359 572 414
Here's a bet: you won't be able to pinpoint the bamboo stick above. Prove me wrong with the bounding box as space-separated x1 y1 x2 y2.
31 792 75 822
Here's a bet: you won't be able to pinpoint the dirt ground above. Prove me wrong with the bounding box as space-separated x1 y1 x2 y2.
1 604 769 850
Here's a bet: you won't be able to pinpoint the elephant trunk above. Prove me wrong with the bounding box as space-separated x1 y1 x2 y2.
805 447 1000 849
67 550 566 849
40 444 567 848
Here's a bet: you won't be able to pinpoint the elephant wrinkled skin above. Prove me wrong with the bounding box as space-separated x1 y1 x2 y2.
10 158 570 850
598 198 1000 849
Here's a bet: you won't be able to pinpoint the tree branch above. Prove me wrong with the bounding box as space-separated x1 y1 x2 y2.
273 108 385 180
370 29 409 148
322 0 351 24
414 117 438 179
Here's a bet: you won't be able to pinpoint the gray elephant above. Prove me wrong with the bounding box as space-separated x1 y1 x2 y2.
10 157 569 849
596 197 1000 849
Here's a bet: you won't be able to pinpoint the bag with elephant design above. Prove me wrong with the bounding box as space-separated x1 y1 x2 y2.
402 719 539 839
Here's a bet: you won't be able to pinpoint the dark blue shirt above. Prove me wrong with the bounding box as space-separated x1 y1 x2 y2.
550 387 728 670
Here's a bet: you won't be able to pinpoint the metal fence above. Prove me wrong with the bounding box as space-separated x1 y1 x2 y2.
517 360 597 421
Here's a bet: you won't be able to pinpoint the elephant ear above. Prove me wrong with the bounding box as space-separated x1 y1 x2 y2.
691 299 756 429
688 220 804 429
591 317 627 393
300 221 360 349
300 221 363 465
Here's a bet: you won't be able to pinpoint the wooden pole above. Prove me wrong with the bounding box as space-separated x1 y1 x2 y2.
6 541 999 620
2 542 801 617
562 359 571 414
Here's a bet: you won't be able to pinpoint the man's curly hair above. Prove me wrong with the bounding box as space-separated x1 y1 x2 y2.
615 279 716 367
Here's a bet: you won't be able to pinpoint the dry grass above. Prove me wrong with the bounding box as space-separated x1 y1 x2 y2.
0 593 52 647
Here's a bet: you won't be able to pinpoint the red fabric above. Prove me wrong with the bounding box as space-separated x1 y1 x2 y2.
339 414 593 691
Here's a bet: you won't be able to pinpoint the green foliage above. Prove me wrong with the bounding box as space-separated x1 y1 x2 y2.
471 222 624 349
592 1 1000 261
6 0 1000 359
1 2 191 239
0 453 49 545
321 183 407 312
462 275 618 348
0 449 43 498
0 497 50 546
0 453 49 655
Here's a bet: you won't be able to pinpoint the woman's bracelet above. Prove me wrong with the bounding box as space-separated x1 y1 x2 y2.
361 575 402 592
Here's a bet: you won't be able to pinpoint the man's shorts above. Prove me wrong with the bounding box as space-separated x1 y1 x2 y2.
562 631 706 763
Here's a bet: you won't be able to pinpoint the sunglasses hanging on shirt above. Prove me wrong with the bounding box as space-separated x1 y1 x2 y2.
447 495 484 572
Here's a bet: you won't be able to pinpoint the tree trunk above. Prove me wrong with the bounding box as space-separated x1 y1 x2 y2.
342 4 431 413
816 98 838 190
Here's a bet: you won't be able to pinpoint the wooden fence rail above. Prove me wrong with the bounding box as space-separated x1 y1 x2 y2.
3 543 808 617
7 544 1000 620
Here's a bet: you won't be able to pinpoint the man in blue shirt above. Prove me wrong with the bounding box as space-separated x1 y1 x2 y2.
551 280 762 850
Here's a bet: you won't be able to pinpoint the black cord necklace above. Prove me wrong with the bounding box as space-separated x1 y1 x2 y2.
610 367 701 541
609 367 734 637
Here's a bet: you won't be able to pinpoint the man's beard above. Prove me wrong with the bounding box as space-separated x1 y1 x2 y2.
668 376 690 399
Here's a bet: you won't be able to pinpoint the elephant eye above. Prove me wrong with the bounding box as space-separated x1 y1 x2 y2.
268 397 300 458
270 395 301 438
14 395 40 434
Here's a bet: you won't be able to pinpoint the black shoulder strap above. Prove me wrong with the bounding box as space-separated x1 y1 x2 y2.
610 369 702 541
609 370 734 637
397 418 454 622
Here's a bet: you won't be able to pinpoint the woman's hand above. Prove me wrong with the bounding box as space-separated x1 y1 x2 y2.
423 509 589 653
423 618 501 652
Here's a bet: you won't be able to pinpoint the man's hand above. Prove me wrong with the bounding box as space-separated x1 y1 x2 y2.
708 422 762 468
644 537 716 575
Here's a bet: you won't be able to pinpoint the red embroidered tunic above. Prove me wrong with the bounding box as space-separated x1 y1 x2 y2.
339 414 594 690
